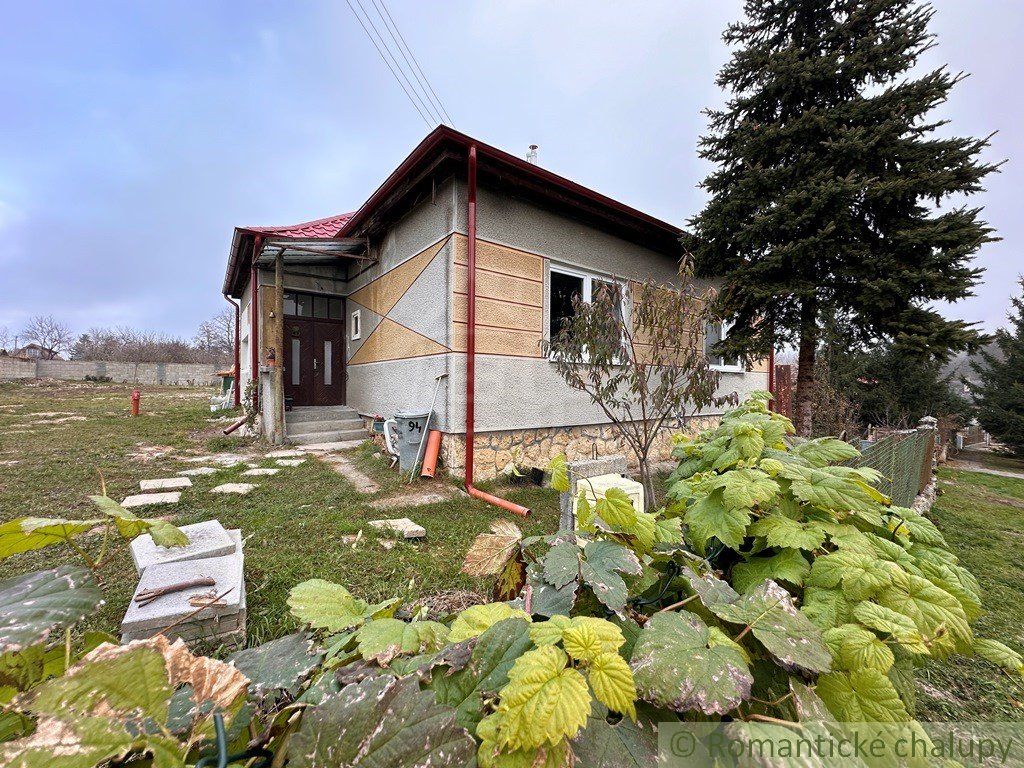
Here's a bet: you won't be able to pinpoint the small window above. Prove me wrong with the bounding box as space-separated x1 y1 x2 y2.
313 295 330 319
351 310 361 340
328 298 344 320
295 293 312 317
549 270 584 339
283 292 297 316
705 321 742 371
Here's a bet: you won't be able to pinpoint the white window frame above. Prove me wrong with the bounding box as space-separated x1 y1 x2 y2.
547 264 628 362
350 309 361 340
705 320 744 373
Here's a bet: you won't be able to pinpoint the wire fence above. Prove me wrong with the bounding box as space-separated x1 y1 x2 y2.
844 427 935 507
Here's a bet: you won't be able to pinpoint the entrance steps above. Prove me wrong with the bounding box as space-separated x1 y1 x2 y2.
286 406 368 445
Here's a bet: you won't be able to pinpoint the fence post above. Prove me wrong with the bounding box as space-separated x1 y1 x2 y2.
774 364 793 419
916 416 938 495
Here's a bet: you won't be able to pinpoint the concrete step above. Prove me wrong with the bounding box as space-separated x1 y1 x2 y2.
289 428 367 446
286 406 361 425
287 418 364 437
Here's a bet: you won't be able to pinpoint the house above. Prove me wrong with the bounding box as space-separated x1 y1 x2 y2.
222 126 769 486
12 343 61 361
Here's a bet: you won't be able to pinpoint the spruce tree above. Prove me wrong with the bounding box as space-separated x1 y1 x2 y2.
971 280 1024 456
688 0 998 435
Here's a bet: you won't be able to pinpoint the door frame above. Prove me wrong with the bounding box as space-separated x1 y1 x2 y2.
282 291 347 407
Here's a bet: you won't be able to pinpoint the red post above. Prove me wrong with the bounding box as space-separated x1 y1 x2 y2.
130 389 141 417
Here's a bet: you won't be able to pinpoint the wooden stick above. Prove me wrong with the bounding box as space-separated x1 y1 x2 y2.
135 577 216 605
156 586 235 636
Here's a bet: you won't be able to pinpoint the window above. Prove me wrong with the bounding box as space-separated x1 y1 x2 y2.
705 321 743 371
548 267 625 338
283 291 344 320
351 310 361 340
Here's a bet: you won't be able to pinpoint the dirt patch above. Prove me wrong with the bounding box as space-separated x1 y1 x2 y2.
368 485 465 510
410 590 486 621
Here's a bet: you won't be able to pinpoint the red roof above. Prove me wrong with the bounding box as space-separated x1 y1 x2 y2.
242 212 354 239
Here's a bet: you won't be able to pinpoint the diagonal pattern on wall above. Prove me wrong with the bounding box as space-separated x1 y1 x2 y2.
348 317 447 365
348 237 449 317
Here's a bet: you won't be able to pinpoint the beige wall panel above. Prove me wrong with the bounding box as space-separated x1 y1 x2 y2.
348 237 448 316
750 357 770 373
451 323 544 358
452 294 542 332
452 234 544 282
453 264 543 307
349 317 448 365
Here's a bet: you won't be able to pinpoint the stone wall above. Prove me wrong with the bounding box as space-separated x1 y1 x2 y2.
0 359 220 387
440 415 721 482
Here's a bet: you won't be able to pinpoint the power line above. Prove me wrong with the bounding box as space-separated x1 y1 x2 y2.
348 0 442 126
369 0 455 126
344 0 433 127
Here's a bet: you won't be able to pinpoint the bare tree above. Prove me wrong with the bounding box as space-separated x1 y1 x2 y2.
193 308 234 363
544 258 731 508
0 326 11 355
20 315 73 359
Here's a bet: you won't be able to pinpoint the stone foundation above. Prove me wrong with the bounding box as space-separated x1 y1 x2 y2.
441 416 720 482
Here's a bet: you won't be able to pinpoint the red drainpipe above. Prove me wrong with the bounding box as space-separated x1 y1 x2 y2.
464 145 530 517
249 237 262 410
223 294 241 407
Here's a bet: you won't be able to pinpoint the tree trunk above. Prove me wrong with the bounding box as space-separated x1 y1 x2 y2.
793 299 819 437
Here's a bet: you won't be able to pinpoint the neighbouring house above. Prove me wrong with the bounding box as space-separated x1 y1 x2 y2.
222 126 770 481
12 343 62 361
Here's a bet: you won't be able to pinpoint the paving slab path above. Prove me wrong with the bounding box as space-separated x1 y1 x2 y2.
369 517 426 539
140 477 192 491
211 483 257 495
179 467 219 476
242 468 280 477
122 491 181 508
368 486 464 510
325 457 380 494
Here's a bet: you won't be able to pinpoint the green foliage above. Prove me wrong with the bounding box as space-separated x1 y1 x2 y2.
0 394 1008 768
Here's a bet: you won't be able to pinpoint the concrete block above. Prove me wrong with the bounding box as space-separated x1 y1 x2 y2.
276 459 305 467
121 550 244 635
211 483 257 495
558 454 629 531
179 467 219 476
140 477 192 491
130 520 234 574
122 491 181 509
369 517 425 539
241 468 279 476
267 449 305 458
297 440 363 453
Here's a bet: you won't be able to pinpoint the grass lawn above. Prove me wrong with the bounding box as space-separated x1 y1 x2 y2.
917 466 1024 721
0 380 559 648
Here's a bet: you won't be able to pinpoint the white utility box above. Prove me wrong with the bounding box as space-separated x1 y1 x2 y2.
571 473 645 519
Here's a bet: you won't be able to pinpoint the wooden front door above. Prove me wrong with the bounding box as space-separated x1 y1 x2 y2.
284 315 346 407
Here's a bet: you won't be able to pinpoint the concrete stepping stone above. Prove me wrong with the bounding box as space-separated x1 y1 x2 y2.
130 520 235 574
369 517 425 539
122 491 181 509
180 467 219 476
211 483 257 495
140 477 192 492
327 458 380 493
121 550 244 644
276 459 305 467
241 468 280 476
368 487 463 510
267 449 304 458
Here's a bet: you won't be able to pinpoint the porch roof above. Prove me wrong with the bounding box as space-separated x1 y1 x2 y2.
252 236 372 269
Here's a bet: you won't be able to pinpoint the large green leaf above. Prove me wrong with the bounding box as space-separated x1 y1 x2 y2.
888 507 946 547
823 624 894 673
630 611 752 715
876 570 972 657
587 651 636 719
684 489 751 550
288 675 476 767
431 617 534 730
88 496 187 547
790 437 861 467
449 604 531 644
527 562 578 618
710 468 780 510
816 669 909 722
748 514 826 551
0 715 153 768
852 602 929 655
0 518 101 560
228 632 323 700
287 579 398 633
807 549 896 601
732 549 809 593
0 567 102 654
703 580 832 674
801 586 853 630
973 638 1024 675
355 619 449 664
778 464 883 516
495 645 591 750
546 454 569 493
569 705 659 767
580 540 641 614
542 540 582 588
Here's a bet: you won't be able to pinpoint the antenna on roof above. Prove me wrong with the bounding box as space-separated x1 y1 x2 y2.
526 145 539 165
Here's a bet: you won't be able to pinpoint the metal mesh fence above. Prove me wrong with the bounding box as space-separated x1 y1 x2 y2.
844 428 934 508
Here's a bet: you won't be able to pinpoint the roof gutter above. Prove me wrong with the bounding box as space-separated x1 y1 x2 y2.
464 144 530 518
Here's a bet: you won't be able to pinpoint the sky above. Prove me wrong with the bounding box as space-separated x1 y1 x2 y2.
1 1 1021 343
